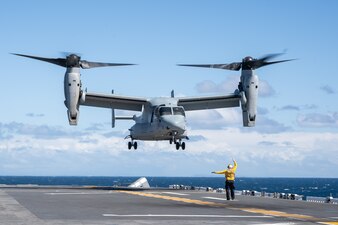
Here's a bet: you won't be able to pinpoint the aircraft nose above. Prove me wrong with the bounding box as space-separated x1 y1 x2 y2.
161 116 186 132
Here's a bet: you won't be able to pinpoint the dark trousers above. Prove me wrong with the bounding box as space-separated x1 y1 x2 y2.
225 180 235 200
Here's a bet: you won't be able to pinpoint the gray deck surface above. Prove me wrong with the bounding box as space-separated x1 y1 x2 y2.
0 187 337 225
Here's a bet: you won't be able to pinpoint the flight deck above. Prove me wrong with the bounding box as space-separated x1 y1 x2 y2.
1 187 337 225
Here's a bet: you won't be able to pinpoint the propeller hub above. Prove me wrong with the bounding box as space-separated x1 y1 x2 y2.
66 54 81 68
242 56 254 63
242 56 255 70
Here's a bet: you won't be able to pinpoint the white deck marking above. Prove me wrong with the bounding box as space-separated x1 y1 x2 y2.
102 214 272 218
45 192 110 195
161 192 189 196
254 223 297 225
202 196 229 201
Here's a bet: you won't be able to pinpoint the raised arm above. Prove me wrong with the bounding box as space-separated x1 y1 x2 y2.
233 159 238 171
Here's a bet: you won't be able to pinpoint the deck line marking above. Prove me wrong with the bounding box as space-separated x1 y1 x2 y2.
117 190 226 207
117 191 338 224
161 192 189 196
45 192 109 195
240 208 314 219
240 208 322 222
102 214 272 218
253 223 298 225
203 197 228 201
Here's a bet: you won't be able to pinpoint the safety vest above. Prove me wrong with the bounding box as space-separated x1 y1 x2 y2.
214 160 237 181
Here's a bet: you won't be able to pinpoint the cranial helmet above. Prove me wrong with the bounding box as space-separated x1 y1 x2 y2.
228 164 233 169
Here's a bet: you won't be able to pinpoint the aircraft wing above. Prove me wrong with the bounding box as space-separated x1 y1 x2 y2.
81 92 148 111
177 93 240 111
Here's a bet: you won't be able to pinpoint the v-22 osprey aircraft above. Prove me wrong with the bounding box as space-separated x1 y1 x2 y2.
14 53 294 150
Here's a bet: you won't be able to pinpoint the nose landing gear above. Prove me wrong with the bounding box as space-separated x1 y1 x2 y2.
169 132 185 150
128 140 137 150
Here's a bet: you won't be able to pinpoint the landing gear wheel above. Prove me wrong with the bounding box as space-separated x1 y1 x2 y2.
181 142 185 150
176 142 180 150
128 142 132 150
133 142 138 150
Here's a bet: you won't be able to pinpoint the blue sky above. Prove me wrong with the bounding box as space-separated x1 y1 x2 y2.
1 0 338 177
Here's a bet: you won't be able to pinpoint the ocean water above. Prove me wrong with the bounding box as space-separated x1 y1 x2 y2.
0 176 337 198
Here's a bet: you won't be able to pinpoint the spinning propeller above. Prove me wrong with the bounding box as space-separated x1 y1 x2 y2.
178 53 295 127
12 53 135 69
178 53 295 71
12 52 136 126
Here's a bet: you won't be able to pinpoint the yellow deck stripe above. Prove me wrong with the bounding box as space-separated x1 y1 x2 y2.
240 208 320 221
117 191 226 207
117 191 338 224
319 222 338 225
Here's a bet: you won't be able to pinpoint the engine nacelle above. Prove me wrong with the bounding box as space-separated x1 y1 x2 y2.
64 68 81 125
240 70 258 127
67 109 79 125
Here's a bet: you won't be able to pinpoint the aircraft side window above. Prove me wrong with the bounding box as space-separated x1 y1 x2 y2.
173 107 185 116
159 107 172 116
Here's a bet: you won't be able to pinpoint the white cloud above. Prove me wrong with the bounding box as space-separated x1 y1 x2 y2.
277 104 317 111
195 76 275 97
297 113 338 128
186 108 241 129
258 80 276 97
195 75 238 93
279 105 300 111
185 108 291 133
249 116 291 133
257 107 269 115
185 129 338 177
1 122 338 177
26 113 45 118
195 80 218 93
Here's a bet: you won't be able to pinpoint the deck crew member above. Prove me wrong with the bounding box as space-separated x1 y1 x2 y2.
212 159 238 200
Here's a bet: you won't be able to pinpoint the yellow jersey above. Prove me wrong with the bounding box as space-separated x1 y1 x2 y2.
214 160 237 181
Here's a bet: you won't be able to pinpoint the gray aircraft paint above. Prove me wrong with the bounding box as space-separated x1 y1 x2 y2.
64 67 81 125
129 97 187 141
81 91 240 150
240 69 258 127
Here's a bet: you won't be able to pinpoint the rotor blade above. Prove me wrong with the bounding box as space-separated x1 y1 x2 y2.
79 60 136 69
12 53 67 67
178 62 242 71
258 59 296 68
257 53 285 62
248 52 295 69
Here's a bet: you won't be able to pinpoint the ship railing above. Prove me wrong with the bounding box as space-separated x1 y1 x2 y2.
306 196 338 204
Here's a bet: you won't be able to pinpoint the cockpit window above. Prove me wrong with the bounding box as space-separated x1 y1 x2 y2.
173 107 185 116
159 107 172 116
